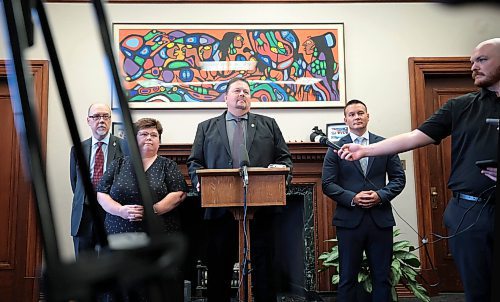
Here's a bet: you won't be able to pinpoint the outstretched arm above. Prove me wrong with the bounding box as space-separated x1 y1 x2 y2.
338 129 435 161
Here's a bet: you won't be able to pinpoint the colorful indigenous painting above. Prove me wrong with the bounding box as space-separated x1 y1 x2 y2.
113 23 345 108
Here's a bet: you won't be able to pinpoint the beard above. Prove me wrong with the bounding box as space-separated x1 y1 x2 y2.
96 126 109 136
235 99 248 110
473 65 500 88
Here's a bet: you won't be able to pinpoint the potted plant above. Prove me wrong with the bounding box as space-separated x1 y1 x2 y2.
318 229 430 302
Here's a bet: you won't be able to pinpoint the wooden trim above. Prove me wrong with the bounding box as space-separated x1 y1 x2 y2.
45 0 430 3
27 61 49 302
407 56 471 295
158 142 327 165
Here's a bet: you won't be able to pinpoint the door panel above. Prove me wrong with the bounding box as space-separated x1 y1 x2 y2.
409 58 477 294
0 61 48 302
0 79 19 300
426 84 477 292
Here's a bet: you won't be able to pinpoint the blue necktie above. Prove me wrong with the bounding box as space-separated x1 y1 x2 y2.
355 137 368 175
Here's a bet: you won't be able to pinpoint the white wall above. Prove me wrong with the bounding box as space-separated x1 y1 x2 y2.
1 2 499 261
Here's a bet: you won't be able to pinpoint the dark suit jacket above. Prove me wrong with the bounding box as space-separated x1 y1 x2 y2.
322 132 405 228
70 135 126 236
187 111 293 219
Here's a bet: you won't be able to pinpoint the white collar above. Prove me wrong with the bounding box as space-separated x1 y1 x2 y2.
92 132 111 146
349 131 369 142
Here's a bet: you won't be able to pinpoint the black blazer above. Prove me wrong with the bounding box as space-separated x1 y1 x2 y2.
70 135 127 236
187 111 293 219
321 132 405 228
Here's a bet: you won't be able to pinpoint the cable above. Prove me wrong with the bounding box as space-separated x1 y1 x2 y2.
357 167 444 287
362 161 495 243
431 185 495 241
237 180 251 301
361 161 497 288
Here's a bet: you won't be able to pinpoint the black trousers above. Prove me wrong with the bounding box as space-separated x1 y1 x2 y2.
336 213 393 302
444 197 494 302
73 205 100 258
205 211 278 302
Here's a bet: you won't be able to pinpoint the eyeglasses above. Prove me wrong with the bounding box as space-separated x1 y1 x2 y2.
88 114 111 121
137 131 159 139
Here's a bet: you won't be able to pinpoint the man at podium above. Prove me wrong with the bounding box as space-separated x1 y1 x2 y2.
187 77 293 302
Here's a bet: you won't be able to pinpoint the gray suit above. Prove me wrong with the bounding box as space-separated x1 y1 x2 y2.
70 135 126 256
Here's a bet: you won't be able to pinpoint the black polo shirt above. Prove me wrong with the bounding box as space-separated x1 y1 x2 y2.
418 88 499 195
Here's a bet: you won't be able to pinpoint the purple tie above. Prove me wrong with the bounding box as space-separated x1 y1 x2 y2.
92 142 104 187
232 119 244 168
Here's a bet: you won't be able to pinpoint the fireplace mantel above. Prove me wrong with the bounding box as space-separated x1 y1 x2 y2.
158 142 335 292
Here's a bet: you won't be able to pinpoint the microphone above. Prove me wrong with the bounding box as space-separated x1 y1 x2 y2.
239 144 250 186
315 135 342 151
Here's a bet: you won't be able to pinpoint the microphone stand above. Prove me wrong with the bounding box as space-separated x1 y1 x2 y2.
240 165 250 302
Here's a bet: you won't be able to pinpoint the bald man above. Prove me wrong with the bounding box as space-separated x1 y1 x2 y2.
70 103 127 257
337 38 500 301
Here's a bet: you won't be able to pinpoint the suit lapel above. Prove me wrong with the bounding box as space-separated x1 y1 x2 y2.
216 113 231 157
246 113 257 153
365 132 382 175
83 138 92 165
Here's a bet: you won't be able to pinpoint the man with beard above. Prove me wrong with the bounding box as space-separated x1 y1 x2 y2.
187 77 292 302
70 103 127 257
337 38 500 301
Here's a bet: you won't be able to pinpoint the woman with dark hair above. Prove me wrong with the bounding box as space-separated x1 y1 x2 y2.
97 118 187 301
301 33 340 101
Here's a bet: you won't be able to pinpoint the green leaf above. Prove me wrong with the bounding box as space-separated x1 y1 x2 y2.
390 266 401 286
394 250 421 269
391 258 401 271
325 251 339 263
400 255 421 268
363 279 372 293
407 283 430 302
391 287 398 302
414 285 430 302
393 240 411 251
358 273 369 283
331 274 340 285
405 268 418 278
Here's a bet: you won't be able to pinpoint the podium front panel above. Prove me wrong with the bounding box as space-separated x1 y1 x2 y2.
197 168 288 208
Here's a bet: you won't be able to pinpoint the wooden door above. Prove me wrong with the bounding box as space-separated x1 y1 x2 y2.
0 61 48 301
409 57 477 294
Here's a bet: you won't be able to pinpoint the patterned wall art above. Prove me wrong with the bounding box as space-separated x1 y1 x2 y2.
113 23 345 109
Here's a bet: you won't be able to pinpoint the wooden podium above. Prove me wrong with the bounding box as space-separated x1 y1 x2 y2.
196 167 289 302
